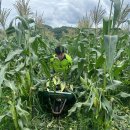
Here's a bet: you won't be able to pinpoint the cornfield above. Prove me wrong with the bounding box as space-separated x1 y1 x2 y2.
0 0 130 130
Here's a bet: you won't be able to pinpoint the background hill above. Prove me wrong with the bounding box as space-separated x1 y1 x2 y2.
44 25 76 39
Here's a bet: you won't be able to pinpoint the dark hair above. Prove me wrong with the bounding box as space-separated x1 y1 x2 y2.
55 45 65 55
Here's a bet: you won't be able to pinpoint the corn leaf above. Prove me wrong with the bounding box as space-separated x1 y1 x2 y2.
106 80 122 90
5 80 18 94
104 35 118 71
0 115 5 122
101 97 112 114
68 102 87 116
80 76 91 90
117 92 130 98
29 36 39 55
15 63 25 72
0 65 7 97
5 49 23 62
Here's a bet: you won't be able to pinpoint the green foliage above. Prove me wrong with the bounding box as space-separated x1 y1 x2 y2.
0 0 130 130
103 17 112 35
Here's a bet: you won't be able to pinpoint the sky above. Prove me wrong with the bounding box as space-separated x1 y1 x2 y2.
1 0 130 27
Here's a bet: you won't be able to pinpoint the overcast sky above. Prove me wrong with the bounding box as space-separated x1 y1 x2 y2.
1 0 130 27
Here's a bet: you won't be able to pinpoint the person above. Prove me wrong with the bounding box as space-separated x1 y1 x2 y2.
38 46 74 115
50 45 72 76
50 45 72 92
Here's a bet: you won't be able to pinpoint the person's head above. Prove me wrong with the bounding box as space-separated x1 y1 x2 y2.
55 45 65 60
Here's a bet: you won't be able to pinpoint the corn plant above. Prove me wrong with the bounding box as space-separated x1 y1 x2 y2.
66 1 130 129
0 11 51 129
14 0 32 19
